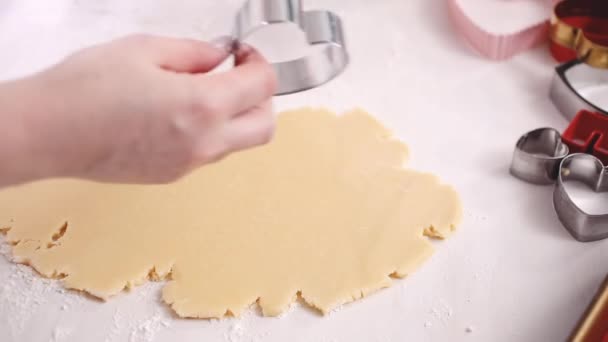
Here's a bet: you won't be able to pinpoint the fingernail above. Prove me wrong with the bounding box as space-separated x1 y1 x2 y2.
209 35 235 54
235 42 253 53
233 42 255 60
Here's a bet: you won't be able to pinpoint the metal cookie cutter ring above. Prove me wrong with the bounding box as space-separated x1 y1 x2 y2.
550 59 608 121
233 0 349 95
510 110 608 242
510 127 570 184
549 0 608 121
554 153 608 242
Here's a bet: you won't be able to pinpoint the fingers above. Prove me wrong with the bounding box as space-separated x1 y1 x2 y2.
188 100 274 169
222 100 275 151
120 34 231 73
191 44 278 118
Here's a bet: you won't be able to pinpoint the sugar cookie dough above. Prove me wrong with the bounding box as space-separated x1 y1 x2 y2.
0 108 462 318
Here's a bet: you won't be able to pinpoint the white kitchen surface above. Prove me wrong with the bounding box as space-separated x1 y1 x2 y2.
1 1 607 341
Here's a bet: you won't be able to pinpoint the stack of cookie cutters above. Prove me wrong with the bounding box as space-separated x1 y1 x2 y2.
448 0 608 114
510 0 608 243
549 0 608 121
231 0 349 95
510 110 608 242
449 0 608 337
449 0 608 241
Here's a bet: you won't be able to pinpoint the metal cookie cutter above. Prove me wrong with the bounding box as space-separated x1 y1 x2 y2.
510 110 608 242
510 127 570 184
233 0 349 95
555 153 608 242
549 0 608 121
550 59 608 121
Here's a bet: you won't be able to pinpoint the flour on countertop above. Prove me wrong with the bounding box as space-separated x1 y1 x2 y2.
0 238 84 341
1 239 271 342
326 303 344 316
0 240 11 258
133 282 162 302
426 299 454 326
0 261 55 338
275 301 300 319
224 322 245 342
51 326 74 342
220 305 274 342
0 237 175 342
129 312 171 342
222 309 254 342
103 309 125 342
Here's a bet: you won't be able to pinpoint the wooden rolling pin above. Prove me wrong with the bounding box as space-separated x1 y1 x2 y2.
569 275 608 342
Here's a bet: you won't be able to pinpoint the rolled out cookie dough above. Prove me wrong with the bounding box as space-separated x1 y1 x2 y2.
0 108 462 318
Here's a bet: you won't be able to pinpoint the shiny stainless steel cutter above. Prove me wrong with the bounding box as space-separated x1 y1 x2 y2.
511 51 608 242
510 116 608 242
232 0 349 95
550 60 608 121
554 153 608 242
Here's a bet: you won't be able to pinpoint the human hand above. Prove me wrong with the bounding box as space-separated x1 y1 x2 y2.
1 34 277 185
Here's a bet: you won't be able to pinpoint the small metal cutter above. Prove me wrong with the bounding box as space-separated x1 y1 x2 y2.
233 0 349 95
510 110 608 242
554 153 608 242
510 127 570 185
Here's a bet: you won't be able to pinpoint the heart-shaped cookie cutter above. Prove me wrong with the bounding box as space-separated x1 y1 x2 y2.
555 153 608 241
510 110 608 242
510 127 570 184
233 0 349 95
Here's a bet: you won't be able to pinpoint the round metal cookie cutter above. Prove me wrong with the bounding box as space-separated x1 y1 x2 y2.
232 0 349 96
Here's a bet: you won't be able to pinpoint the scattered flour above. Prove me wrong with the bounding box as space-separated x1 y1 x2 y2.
103 309 125 342
129 312 171 342
223 322 246 342
326 303 344 316
133 282 160 302
276 301 300 319
0 262 56 339
0 237 84 341
50 326 73 342
1 236 175 342
219 305 275 342
0 240 11 258
426 299 454 327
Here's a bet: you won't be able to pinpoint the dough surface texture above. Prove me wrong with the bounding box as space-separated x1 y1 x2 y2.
0 108 462 318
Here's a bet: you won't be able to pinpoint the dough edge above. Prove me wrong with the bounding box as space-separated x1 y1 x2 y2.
0 107 463 318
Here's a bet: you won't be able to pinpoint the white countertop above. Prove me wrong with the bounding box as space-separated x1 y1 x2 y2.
1 1 607 341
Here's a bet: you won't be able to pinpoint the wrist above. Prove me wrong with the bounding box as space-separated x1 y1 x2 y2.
0 75 66 186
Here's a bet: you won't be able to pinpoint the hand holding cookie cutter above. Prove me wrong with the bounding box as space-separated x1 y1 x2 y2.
233 0 349 95
510 110 608 242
